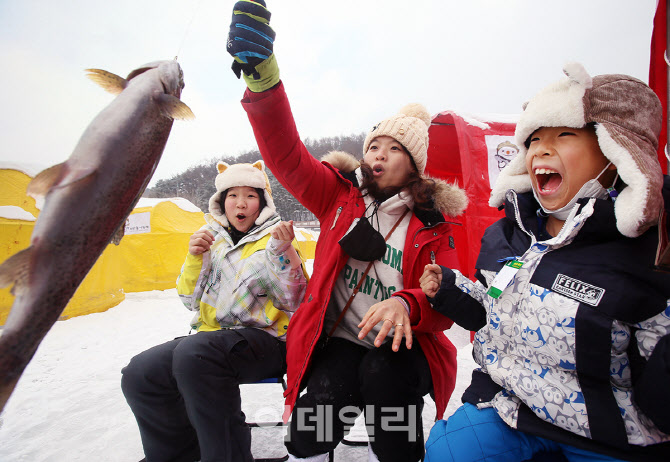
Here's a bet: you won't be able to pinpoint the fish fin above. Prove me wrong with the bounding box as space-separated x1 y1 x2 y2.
154 93 195 120
110 222 125 246
27 163 97 199
85 68 127 95
126 67 153 81
0 247 32 295
26 163 65 199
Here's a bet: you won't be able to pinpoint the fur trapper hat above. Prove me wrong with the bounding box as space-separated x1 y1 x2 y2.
490 62 664 238
363 103 431 175
208 160 276 227
321 151 468 217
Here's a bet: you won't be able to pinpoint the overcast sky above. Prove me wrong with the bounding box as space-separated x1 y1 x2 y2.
0 0 659 186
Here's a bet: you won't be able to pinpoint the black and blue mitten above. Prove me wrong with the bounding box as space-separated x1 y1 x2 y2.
227 0 279 92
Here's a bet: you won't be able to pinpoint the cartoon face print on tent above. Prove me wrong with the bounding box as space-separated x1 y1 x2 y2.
486 135 520 188
495 141 519 169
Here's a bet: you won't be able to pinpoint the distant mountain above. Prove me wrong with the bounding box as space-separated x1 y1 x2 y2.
144 133 365 222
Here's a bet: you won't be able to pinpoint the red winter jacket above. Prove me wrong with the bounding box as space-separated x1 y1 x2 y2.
241 83 468 420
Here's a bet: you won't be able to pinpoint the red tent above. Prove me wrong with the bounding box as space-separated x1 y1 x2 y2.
649 0 668 268
429 0 669 274
426 112 516 278
427 2 668 277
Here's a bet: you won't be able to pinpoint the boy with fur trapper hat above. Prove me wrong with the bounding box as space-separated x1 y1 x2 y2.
421 63 670 461
226 2 468 460
121 160 308 462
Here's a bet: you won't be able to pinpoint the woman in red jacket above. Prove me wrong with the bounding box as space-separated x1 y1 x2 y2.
227 2 468 460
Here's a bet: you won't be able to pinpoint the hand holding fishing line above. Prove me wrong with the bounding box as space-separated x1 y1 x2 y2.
227 0 279 92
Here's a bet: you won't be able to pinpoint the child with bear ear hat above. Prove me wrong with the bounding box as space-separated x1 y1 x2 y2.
121 160 308 462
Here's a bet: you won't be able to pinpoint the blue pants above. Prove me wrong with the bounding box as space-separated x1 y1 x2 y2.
425 403 626 462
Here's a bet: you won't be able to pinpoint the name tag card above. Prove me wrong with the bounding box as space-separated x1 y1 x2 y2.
487 260 524 299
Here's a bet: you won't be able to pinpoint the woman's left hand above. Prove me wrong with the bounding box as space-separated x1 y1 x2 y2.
358 298 412 352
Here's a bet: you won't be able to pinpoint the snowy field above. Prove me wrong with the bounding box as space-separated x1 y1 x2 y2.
0 289 476 461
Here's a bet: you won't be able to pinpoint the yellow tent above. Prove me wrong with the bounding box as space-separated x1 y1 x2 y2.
1 166 41 217
0 167 39 268
119 200 316 292
294 227 318 271
119 198 205 292
0 165 125 324
0 165 205 325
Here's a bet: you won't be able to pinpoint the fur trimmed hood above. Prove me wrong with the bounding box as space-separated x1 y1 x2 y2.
321 150 468 217
490 62 664 238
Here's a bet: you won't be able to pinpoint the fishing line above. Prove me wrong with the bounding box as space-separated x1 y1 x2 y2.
175 0 204 60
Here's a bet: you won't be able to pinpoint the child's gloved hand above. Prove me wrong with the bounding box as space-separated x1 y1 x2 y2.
227 0 279 92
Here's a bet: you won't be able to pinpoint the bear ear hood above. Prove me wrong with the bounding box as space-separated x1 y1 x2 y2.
321 150 468 217
490 62 664 238
208 160 277 227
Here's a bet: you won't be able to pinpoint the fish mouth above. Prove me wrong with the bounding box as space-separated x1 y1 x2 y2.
236 214 247 220
534 167 563 194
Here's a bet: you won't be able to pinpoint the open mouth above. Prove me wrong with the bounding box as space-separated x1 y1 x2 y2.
372 164 384 176
534 168 563 193
236 214 247 220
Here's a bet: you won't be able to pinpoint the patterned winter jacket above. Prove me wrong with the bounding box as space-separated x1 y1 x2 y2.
431 187 670 461
177 213 307 338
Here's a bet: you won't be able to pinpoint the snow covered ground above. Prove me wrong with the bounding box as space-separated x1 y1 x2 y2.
0 289 476 461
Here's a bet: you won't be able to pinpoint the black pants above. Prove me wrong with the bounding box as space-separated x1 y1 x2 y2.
121 328 286 462
286 337 432 462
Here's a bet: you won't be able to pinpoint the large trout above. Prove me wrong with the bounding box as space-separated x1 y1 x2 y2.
0 60 194 412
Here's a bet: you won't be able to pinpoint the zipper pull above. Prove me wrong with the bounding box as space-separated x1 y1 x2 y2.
330 206 343 230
